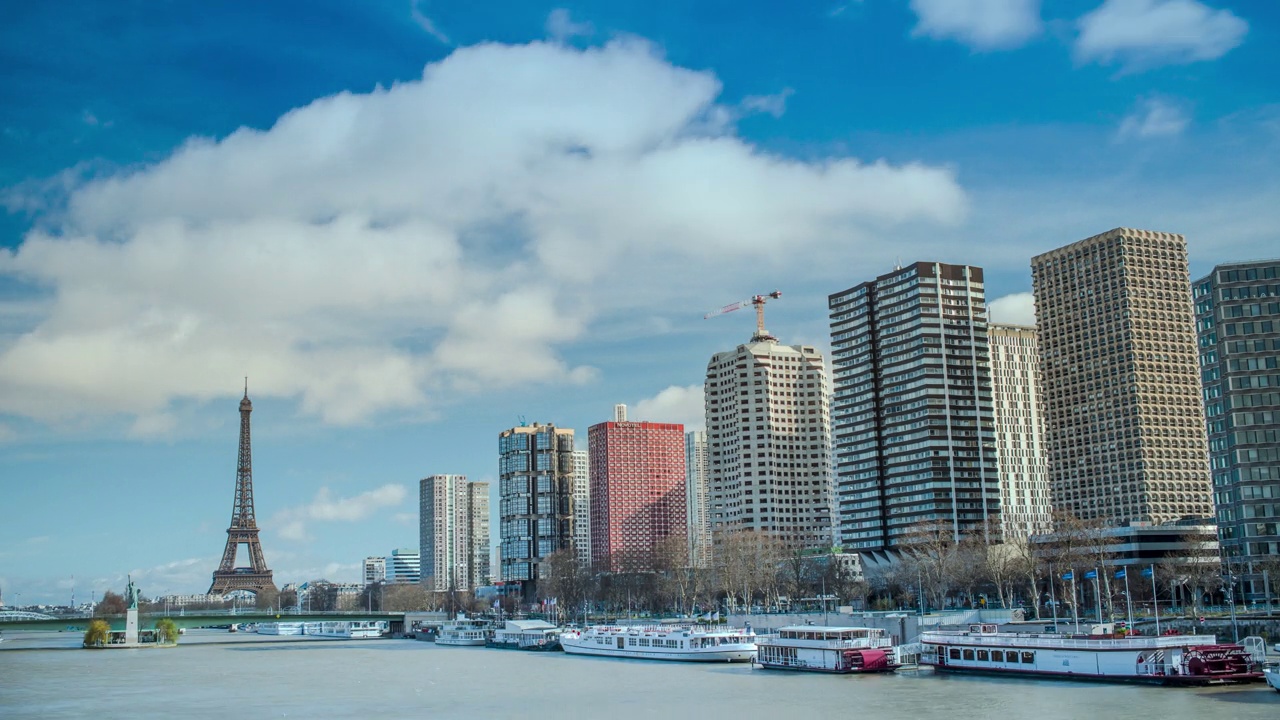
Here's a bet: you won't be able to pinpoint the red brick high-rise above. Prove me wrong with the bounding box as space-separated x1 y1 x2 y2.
588 410 687 573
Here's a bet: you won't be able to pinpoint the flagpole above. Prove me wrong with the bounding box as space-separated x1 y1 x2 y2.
1123 570 1133 630
1151 564 1160 635
1049 563 1060 633
1093 569 1102 627
1071 573 1080 632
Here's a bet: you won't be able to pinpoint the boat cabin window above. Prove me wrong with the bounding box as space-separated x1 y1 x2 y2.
991 650 1004 662
949 648 961 660
976 650 989 661
1021 651 1034 664
962 649 975 660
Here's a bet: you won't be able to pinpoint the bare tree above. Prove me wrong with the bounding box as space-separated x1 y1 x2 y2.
255 586 280 611
899 520 960 610
715 530 784 613
382 583 432 612
94 590 127 616
540 549 595 624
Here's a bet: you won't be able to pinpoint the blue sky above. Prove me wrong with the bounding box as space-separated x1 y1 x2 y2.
2 0 1277 604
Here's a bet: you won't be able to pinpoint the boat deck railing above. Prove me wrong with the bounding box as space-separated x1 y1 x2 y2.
921 632 1220 650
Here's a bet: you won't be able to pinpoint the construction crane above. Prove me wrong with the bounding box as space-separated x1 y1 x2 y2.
704 290 782 341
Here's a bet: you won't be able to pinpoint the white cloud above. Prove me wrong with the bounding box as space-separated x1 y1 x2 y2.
910 0 1042 50
270 484 408 541
988 292 1036 326
0 38 965 432
410 0 451 45
1075 0 1248 70
632 384 705 431
546 9 593 43
741 88 795 119
1118 97 1189 140
126 557 216 597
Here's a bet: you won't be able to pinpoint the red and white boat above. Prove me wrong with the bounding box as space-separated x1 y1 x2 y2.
755 625 897 674
921 624 1262 685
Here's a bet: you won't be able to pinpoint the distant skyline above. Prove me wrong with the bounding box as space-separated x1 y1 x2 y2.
2 1 1278 604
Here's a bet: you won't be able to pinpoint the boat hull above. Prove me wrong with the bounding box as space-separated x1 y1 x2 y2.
1264 667 1280 692
928 663 1261 686
487 640 562 651
756 662 896 674
435 638 487 646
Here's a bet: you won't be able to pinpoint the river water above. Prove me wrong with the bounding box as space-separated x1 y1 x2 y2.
2 630 1277 719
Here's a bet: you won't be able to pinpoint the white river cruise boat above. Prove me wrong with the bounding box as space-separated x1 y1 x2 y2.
435 616 491 646
487 619 562 651
756 626 897 674
310 620 388 639
256 622 305 636
921 624 1263 685
559 625 756 662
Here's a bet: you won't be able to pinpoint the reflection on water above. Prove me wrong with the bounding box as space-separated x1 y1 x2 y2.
1 630 1276 719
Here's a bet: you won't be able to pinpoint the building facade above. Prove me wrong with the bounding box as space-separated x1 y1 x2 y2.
989 324 1055 538
419 475 490 592
1193 259 1280 596
385 548 420 584
468 482 491 588
498 423 575 593
704 332 834 552
362 556 386 586
685 430 713 568
1032 228 1213 525
828 262 999 551
588 416 687 573
570 450 591 568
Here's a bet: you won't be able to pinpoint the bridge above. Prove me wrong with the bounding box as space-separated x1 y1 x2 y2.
0 610 407 633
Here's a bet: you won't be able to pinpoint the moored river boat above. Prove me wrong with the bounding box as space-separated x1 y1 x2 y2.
921 624 1262 685
560 624 756 662
756 625 897 673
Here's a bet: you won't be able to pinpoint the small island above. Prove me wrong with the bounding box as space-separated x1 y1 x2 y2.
83 577 180 649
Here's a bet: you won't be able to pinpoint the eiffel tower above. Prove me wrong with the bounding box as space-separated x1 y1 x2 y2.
209 383 277 596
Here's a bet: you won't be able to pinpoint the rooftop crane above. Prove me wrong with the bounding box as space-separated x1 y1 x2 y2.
703 290 782 341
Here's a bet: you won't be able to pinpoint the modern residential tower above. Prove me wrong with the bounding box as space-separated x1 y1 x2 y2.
829 262 999 550
588 409 688 572
498 423 575 594
1031 228 1213 525
571 449 591 568
988 324 1054 538
1193 259 1280 595
704 324 833 551
685 430 712 568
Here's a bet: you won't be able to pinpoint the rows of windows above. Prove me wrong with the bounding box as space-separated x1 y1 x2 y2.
945 647 1035 664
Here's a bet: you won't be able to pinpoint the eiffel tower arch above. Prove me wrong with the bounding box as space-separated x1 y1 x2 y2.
209 384 277 597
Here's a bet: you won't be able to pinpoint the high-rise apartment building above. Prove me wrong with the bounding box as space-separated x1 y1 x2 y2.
498 423 574 593
989 324 1054 538
468 481 491 587
571 449 591 568
685 430 712 568
1193 259 1280 589
362 556 386 586
1032 227 1213 525
588 415 687 572
829 262 999 550
386 548 420 584
704 329 833 551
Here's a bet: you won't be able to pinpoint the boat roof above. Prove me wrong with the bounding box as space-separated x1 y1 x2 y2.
504 619 557 631
776 626 879 633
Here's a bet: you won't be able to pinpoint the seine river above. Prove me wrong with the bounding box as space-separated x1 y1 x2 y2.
2 630 1278 719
